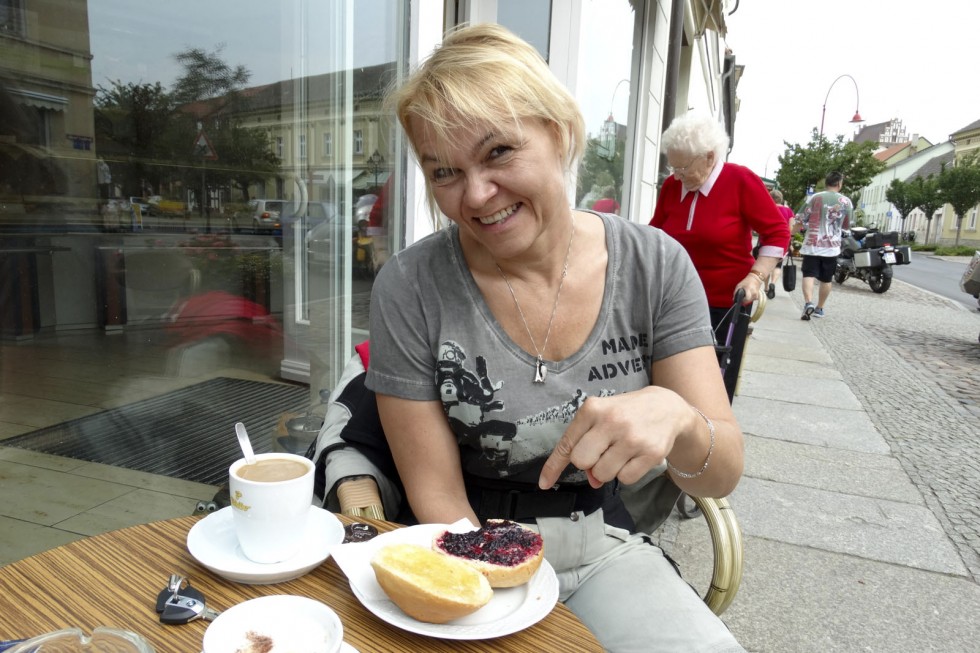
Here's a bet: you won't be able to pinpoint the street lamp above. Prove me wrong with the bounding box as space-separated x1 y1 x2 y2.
367 149 385 189
819 74 864 137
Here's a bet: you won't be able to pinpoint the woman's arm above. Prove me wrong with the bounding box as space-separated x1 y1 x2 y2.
376 393 479 525
538 345 743 498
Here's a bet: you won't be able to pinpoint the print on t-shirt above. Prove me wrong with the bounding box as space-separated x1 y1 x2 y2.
436 339 643 484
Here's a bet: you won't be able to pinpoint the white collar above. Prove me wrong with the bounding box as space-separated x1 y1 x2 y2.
679 157 725 201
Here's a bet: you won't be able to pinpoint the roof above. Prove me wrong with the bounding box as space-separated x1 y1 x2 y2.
903 149 954 181
854 121 890 144
874 142 910 162
951 119 980 136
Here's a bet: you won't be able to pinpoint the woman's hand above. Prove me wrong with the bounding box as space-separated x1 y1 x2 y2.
538 346 743 497
735 271 765 304
538 386 692 489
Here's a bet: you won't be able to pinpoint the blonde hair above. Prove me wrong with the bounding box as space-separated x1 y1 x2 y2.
388 23 585 219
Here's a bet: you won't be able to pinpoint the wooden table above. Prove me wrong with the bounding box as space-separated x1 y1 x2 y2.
0 514 602 652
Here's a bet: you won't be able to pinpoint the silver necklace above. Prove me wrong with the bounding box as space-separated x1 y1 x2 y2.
494 215 576 384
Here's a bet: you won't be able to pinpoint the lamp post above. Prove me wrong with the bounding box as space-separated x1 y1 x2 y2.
819 74 864 137
367 149 385 190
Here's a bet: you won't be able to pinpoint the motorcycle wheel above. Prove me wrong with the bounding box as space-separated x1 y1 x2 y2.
869 268 892 293
834 267 847 284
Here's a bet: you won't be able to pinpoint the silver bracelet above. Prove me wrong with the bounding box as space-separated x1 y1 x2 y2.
665 407 715 479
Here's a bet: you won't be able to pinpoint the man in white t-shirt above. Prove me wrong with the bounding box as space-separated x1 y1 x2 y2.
797 171 852 320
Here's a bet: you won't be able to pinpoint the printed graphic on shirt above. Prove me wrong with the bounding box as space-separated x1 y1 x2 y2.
436 337 649 482
804 193 851 250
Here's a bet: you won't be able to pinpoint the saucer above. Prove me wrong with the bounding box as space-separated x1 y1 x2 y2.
187 506 344 584
202 595 343 653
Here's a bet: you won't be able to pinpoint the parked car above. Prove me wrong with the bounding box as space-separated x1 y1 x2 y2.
147 195 190 216
230 199 282 233
231 199 336 234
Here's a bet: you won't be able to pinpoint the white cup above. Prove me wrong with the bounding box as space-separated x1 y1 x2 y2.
229 452 314 564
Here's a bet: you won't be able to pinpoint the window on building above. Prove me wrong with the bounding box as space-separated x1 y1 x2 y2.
298 133 307 160
969 207 978 230
353 129 363 154
0 0 25 36
323 132 332 157
275 136 284 158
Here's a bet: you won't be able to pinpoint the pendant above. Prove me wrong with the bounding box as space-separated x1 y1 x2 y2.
534 356 547 384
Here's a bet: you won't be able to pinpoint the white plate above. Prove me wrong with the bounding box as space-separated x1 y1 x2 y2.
202 595 344 653
341 524 559 640
187 506 344 584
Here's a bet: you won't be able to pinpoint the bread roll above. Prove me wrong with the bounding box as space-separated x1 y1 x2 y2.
433 519 544 588
370 543 493 624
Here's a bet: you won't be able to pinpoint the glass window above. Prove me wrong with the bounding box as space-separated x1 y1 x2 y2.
0 0 407 555
573 0 637 218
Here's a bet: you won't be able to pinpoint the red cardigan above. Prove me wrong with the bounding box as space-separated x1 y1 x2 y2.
650 163 789 307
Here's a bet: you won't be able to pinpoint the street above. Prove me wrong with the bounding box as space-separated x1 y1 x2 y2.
892 253 979 311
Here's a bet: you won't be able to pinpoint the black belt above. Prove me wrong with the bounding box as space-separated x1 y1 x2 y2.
464 475 634 531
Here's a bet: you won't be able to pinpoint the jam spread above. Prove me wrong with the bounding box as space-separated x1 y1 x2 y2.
436 520 542 567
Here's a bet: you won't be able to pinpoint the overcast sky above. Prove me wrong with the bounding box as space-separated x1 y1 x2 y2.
725 0 980 180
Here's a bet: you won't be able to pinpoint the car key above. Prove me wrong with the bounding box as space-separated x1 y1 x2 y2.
156 576 220 624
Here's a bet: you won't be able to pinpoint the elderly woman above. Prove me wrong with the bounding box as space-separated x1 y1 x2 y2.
368 24 745 652
651 113 789 401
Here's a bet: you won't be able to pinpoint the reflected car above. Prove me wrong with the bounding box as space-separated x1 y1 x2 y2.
231 199 282 233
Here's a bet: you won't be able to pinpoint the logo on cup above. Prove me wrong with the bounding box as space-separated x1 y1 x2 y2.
231 490 250 512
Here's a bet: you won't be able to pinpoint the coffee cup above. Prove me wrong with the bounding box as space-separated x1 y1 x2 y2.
229 452 314 564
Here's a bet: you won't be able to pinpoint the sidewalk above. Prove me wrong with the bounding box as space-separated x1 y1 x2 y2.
663 290 980 652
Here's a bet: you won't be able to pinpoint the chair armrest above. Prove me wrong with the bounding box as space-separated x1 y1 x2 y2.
336 476 386 521
692 496 744 616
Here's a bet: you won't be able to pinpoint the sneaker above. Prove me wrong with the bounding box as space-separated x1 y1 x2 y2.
813 307 825 318
801 302 815 320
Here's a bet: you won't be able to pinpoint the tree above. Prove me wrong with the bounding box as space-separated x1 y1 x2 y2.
912 175 943 245
576 135 625 208
885 178 920 237
94 81 175 196
775 130 885 213
937 153 980 247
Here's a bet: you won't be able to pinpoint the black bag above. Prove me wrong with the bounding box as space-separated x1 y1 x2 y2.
782 253 797 292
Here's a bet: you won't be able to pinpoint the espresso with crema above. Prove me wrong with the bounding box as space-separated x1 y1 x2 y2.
237 458 309 482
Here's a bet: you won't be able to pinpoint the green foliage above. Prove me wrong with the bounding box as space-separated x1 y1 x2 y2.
94 46 281 204
576 136 624 207
774 130 885 210
885 178 920 226
934 245 979 256
937 153 980 233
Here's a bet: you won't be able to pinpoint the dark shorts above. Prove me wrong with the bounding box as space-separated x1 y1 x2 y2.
801 255 837 283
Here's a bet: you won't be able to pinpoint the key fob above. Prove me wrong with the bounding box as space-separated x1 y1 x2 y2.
160 593 206 625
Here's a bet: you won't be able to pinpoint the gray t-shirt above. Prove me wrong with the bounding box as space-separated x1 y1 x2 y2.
366 212 713 491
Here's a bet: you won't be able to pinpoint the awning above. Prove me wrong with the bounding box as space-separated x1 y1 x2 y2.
351 170 390 191
9 88 68 112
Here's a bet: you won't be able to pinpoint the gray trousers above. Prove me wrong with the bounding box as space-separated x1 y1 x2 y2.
533 509 744 653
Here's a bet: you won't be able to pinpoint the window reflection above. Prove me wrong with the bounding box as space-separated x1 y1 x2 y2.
1 0 404 520
574 0 636 217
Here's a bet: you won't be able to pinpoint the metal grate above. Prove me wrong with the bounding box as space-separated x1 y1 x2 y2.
3 378 309 486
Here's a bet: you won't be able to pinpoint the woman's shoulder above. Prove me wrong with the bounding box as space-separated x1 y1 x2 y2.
375 227 458 287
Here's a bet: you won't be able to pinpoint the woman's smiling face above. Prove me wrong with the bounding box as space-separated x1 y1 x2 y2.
411 116 569 261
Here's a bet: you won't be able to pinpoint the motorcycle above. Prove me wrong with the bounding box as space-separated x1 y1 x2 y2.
834 227 911 294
